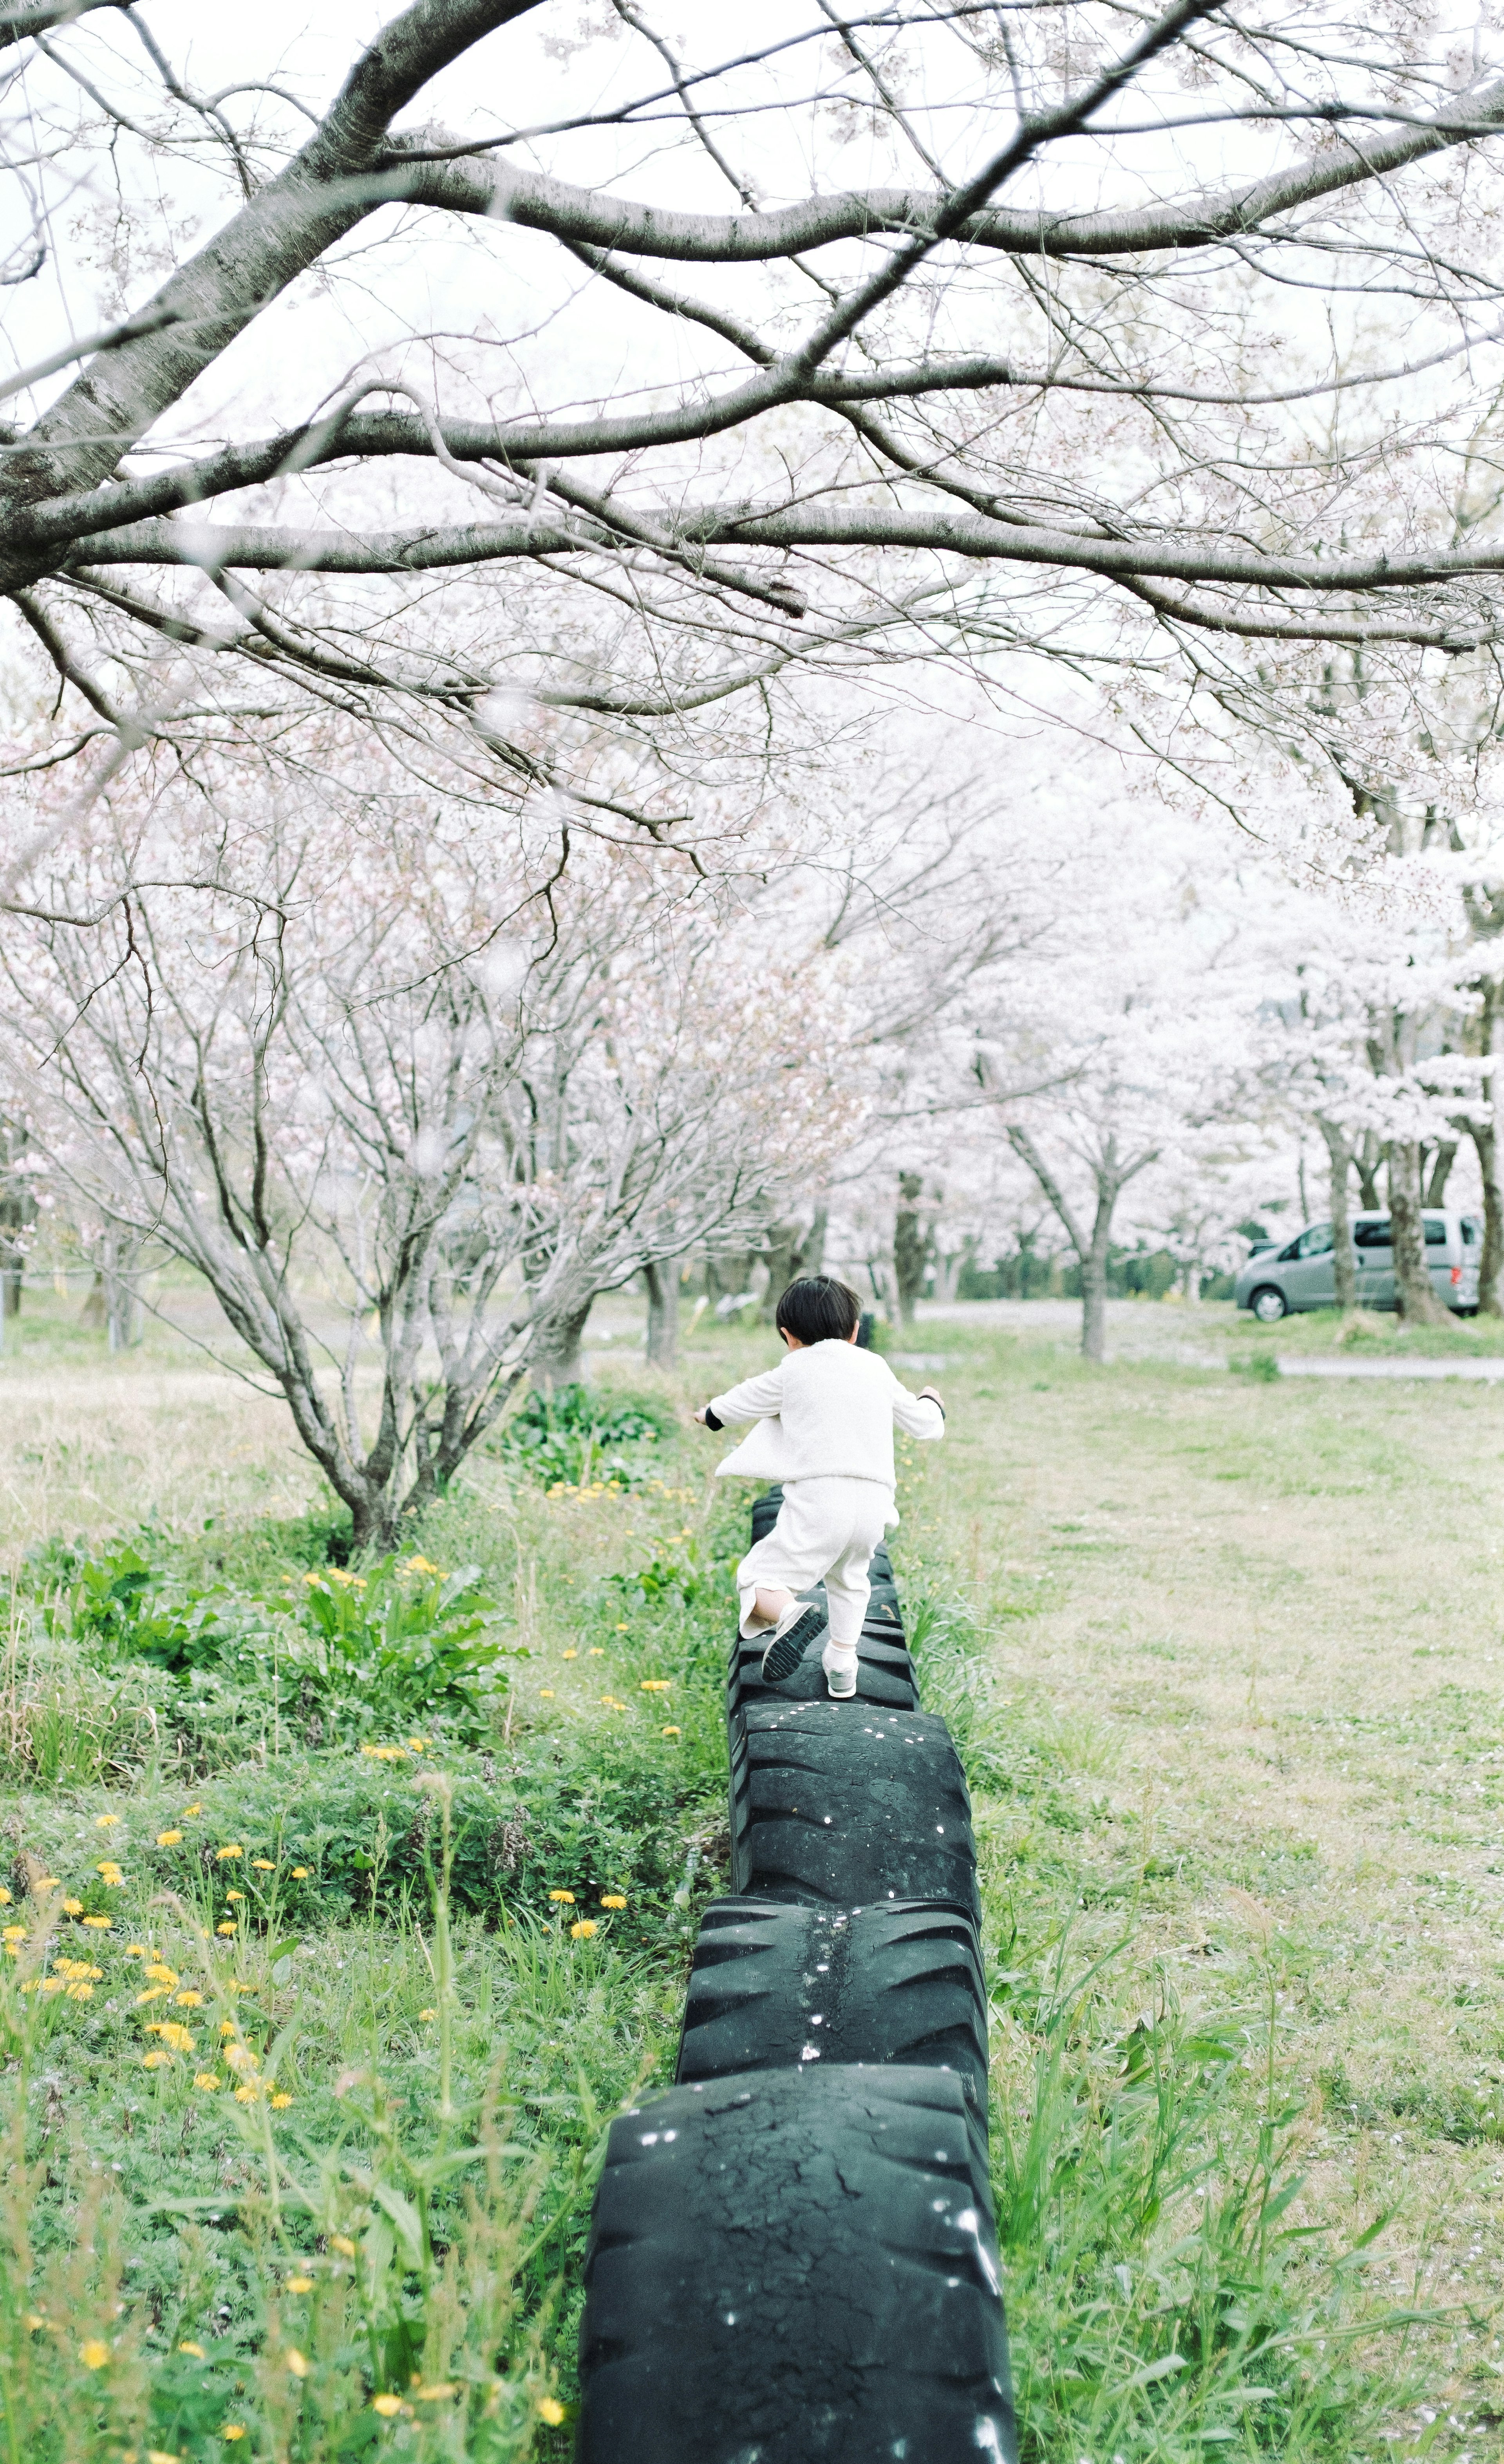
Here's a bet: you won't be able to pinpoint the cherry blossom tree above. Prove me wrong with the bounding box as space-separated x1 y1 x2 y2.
5 0 1504 899
0 738 857 1546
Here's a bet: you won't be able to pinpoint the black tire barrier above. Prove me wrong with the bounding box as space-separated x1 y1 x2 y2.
728 1696 982 1922
575 2063 1016 2464
676 1894 990 2144
576 1484 1016 2462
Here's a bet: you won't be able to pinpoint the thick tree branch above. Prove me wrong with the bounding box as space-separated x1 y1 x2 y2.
65 508 1504 638
396 70 1504 263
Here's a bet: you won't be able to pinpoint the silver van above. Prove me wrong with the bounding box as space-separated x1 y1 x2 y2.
1235 1211 1482 1321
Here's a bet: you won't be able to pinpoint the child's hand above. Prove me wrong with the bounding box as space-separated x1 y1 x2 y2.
692 1405 709 1426
918 1384 945 1412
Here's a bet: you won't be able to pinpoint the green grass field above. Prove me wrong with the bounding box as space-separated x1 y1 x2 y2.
1 1287 1502 2460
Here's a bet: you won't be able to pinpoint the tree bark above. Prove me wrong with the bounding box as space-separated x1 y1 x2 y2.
1316 1118 1356 1314
758 1209 827 1320
1354 1133 1384 1210
643 1258 680 1368
1471 979 1504 1315
1387 1142 1447 1323
893 1172 930 1324
1424 1140 1458 1205
530 1296 593 1387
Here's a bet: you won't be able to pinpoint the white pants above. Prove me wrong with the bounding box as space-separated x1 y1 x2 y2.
735 1477 892 1649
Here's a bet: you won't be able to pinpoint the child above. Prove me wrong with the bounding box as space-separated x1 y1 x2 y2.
694 1274 945 1699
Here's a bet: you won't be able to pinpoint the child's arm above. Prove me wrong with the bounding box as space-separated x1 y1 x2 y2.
692 1362 786 1430
887 1365 946 1441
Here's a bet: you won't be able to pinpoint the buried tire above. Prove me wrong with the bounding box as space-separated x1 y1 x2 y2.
576 2063 1016 2464
677 1894 989 2142
729 1697 980 1921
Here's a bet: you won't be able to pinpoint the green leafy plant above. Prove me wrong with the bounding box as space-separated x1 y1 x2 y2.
498 1386 670 1493
296 1558 524 1743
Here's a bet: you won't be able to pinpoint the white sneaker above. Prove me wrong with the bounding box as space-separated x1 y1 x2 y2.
822 1645 858 1700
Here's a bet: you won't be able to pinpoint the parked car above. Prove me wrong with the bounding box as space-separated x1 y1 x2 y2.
1234 1211 1482 1321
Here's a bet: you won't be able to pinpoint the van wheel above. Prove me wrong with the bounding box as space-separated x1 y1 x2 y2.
1250 1286 1287 1323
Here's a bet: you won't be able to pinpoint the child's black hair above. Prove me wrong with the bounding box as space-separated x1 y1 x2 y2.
775 1274 862 1345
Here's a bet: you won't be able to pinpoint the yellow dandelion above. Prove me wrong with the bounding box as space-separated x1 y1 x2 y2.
0 1888 8 1905
81 1915 112 1930
136 1987 169 2007
600 1895 627 1909
142 2050 172 2070
661 1725 681 1737
65 1981 93 2001
285 2275 314 2293
415 2381 457 2400
96 1861 123 1881
234 2084 260 2104
223 2043 257 2072
539 2397 567 2426
615 1622 630 1632
539 1689 555 1698
125 1943 147 1957
178 2339 206 2357
95 1814 121 1830
1 1925 25 1943
61 1899 82 1916
37 1876 60 1889
193 2073 221 2092
285 2347 309 2378
24 2313 43 2330
251 1858 275 1871
156 1831 183 1847
216 1922 237 1937
418 2007 436 2021
219 2017 238 2036
174 1989 204 2008
570 1920 598 1940
223 2429 247 2442
79 2340 110 2370
640 1679 671 1692
405 1737 430 1752
270 2092 293 2110
215 1844 243 1862
548 1889 575 1904
371 2393 403 2417
330 2234 356 2258
225 1891 245 1904
181 1804 202 1818
291 1867 309 1879
588 1647 605 1657
562 1649 577 1660
145 1964 179 1985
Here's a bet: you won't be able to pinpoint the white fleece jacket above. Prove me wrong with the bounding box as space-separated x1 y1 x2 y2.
707 1339 945 1488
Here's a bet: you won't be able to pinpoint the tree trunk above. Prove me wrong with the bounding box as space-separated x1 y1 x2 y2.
1355 1132 1384 1210
643 1258 680 1368
1475 1118 1504 1315
1317 1118 1356 1314
1424 1140 1458 1206
530 1296 593 1387
893 1172 929 1324
758 1209 828 1320
1387 1142 1447 1323
1080 1240 1109 1363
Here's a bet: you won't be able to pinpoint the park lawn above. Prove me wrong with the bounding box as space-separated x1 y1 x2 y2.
0 1292 1500 2457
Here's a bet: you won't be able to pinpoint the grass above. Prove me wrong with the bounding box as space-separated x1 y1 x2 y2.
1 1287 1502 2457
